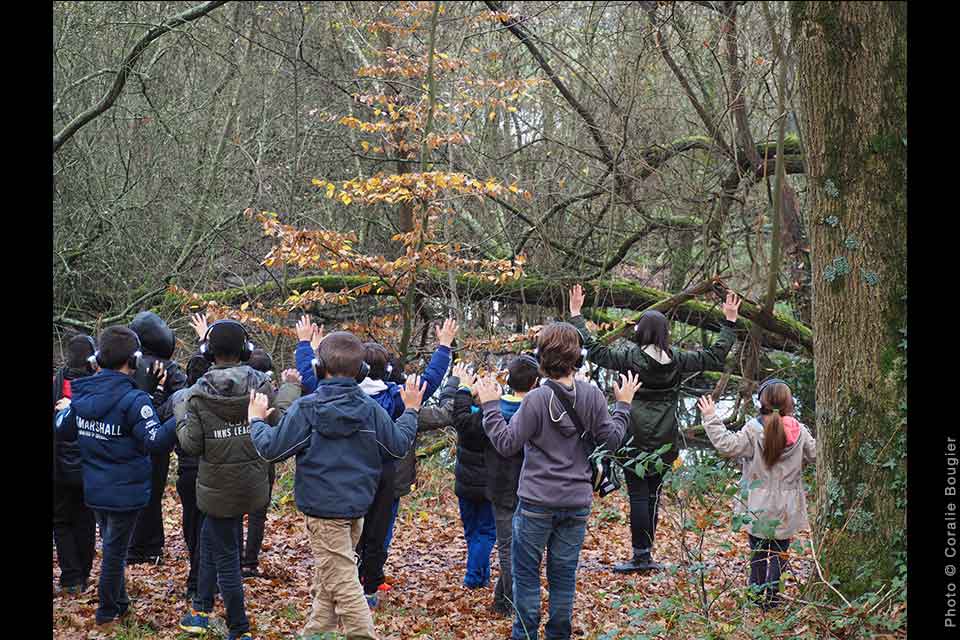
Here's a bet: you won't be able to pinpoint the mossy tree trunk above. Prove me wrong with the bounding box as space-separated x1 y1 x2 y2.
793 1 907 598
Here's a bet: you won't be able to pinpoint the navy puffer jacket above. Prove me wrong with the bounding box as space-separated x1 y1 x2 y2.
54 370 176 511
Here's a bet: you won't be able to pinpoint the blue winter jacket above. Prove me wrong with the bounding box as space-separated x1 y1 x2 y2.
54 369 177 512
250 377 418 519
295 342 452 414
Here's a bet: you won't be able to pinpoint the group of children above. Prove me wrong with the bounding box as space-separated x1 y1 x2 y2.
53 283 816 640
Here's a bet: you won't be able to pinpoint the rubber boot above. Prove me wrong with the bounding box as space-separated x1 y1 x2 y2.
613 548 664 573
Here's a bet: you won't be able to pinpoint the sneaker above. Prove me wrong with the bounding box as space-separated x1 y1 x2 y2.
128 554 163 566
241 566 260 578
228 634 253 640
491 600 512 617
62 584 84 595
365 593 378 609
179 609 211 634
377 582 392 592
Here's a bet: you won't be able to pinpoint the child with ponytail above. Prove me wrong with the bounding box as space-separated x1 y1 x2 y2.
699 379 816 609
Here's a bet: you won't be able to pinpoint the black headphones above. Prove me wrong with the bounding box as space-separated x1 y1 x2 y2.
312 352 370 384
94 333 142 370
199 319 255 362
79 335 99 372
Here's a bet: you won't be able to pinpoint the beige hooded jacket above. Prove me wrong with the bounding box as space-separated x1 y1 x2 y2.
703 413 816 539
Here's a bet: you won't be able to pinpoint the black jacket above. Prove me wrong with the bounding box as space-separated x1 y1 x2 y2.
482 395 524 510
452 390 490 502
53 366 93 486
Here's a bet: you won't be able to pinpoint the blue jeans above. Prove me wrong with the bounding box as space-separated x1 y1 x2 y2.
511 500 589 640
383 497 400 553
458 496 497 588
92 509 139 624
193 515 249 636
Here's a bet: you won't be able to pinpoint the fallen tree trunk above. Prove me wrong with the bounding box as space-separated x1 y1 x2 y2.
166 272 812 354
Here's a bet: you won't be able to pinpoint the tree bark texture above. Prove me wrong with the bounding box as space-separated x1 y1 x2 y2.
793 1 906 598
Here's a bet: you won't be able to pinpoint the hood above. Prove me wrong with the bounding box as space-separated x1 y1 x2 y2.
70 370 137 419
129 311 175 359
312 378 378 438
359 377 389 397
544 381 581 438
748 416 802 448
193 364 268 408
641 344 673 365
500 395 523 423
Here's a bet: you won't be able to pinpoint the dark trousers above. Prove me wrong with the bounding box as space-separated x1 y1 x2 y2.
194 514 249 636
240 463 275 570
458 496 497 588
492 502 515 609
176 467 204 593
53 482 96 589
624 468 664 553
357 461 395 595
129 452 170 559
748 535 791 606
383 497 400 553
92 509 139 624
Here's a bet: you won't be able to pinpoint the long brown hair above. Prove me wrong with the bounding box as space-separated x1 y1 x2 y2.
759 382 795 467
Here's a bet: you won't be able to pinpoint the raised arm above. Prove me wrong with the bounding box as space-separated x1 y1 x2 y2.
699 395 753 460
417 374 459 433
568 285 645 374
375 375 424 460
675 292 740 374
589 373 639 451
419 318 457 402
129 392 177 454
477 376 536 457
249 392 312 463
177 393 205 458
294 315 321 393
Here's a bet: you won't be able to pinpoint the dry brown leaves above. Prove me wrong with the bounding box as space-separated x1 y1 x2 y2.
54 462 822 640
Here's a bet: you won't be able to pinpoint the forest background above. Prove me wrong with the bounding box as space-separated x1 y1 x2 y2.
52 2 907 638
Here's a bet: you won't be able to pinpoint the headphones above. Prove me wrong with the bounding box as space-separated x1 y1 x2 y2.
312 352 370 383
516 353 541 370
199 319 255 362
78 335 99 372
94 332 142 370
533 330 588 369
756 377 788 406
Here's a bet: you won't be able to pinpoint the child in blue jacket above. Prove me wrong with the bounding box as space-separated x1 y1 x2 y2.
294 315 456 604
250 330 424 639
54 326 176 628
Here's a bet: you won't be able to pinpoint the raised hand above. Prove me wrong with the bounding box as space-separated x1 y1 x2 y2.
190 312 210 342
612 371 642 404
722 291 742 323
436 318 459 348
697 394 716 418
399 374 427 411
248 390 274 423
474 376 502 405
452 362 476 388
55 398 71 412
296 314 316 343
153 360 168 390
569 283 585 317
310 324 325 351
281 368 302 385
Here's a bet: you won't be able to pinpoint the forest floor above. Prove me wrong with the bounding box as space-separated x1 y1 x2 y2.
52 447 895 640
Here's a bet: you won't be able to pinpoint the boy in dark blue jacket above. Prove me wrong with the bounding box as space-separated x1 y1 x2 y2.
54 326 177 628
250 331 423 639
293 316 456 604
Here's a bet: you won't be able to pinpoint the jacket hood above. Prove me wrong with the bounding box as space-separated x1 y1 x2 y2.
543 381 581 438
312 378 379 438
196 364 265 394
367 381 402 418
747 416 802 449
129 311 175 359
500 395 523 423
70 370 137 419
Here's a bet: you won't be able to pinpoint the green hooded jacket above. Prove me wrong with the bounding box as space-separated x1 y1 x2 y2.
176 364 300 518
569 314 737 462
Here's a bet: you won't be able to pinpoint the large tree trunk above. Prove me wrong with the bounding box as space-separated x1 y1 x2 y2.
793 1 907 598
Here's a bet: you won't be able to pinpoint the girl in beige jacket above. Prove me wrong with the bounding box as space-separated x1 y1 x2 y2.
699 379 816 609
